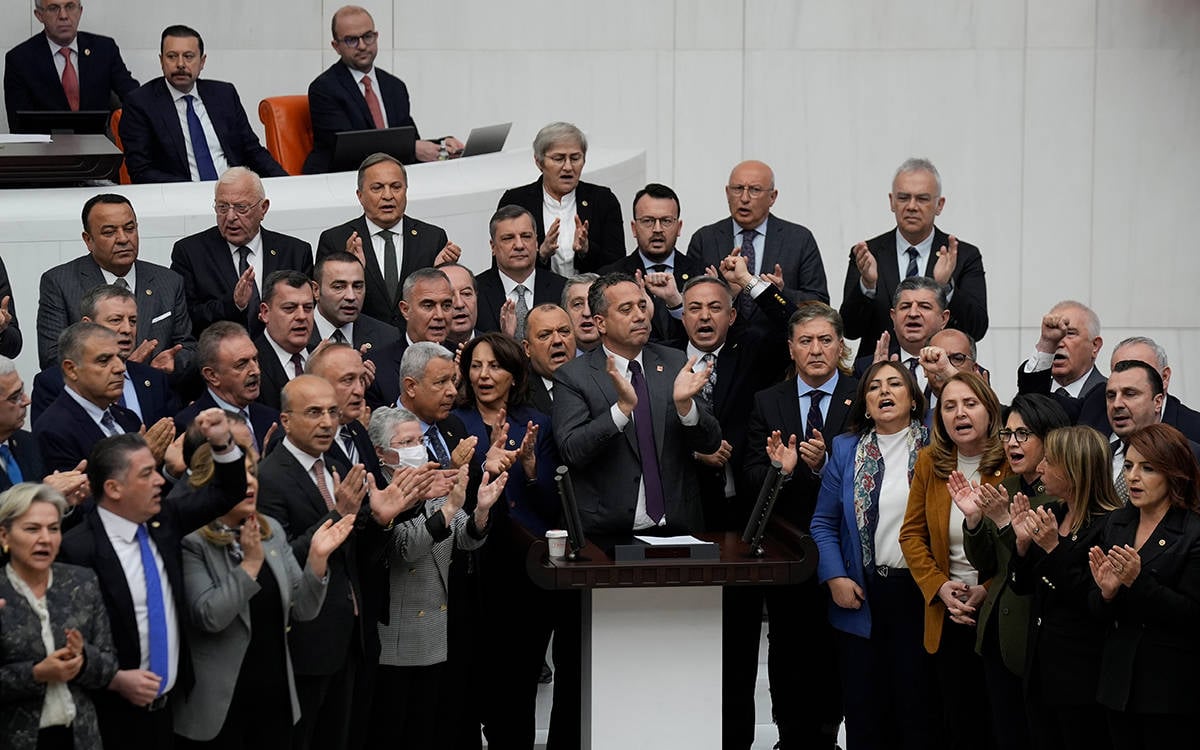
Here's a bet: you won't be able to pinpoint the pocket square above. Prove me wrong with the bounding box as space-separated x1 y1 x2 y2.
151 311 172 324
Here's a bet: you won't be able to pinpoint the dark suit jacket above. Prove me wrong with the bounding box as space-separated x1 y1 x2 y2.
324 418 387 491
37 255 197 371
528 374 554 417
119 77 286 183
173 389 279 452
304 62 418 174
58 459 246 720
3 31 138 127
170 226 313 339
31 360 177 427
840 227 988 359
364 339 408 410
1092 505 1200 714
742 372 859 529
33 392 141 474
0 430 44 491
600 249 704 349
497 178 626 272
474 268 567 335
552 344 721 535
316 214 448 327
253 334 296 412
307 312 399 354
0 257 22 358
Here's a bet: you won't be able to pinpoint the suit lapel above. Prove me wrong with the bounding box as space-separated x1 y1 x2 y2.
89 512 139 657
399 216 428 281
150 80 190 177
713 343 738 415
335 65 373 125
823 375 858 443
642 348 671 455
260 229 284 277
876 232 901 302
760 215 784 277
776 380 806 444
357 217 390 305
1135 507 1183 568
278 447 329 517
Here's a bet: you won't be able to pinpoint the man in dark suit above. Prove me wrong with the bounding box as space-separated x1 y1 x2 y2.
850 277 950 405
171 167 313 339
364 268 454 410
562 272 601 354
174 321 279 452
603 183 705 349
303 6 464 173
497 121 625 275
1015 300 1107 404
3 1 138 128
0 257 22 358
31 284 178 427
316 153 457 327
58 415 246 750
309 251 398 354
253 271 316 411
37 194 197 372
439 262 481 350
553 272 720 536
308 343 385 487
119 25 285 183
0 356 90 503
738 302 858 750
841 157 988 359
523 304 575 416
687 160 830 339
476 205 567 337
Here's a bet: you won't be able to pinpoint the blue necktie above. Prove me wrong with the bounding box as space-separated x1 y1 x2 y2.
136 525 170 694
905 246 920 278
0 444 23 484
425 425 451 469
183 94 218 181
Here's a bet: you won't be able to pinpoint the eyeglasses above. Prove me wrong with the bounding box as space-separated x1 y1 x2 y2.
38 2 80 14
288 406 341 420
726 184 769 198
214 200 263 216
946 352 971 367
634 217 678 229
338 31 378 47
998 428 1035 444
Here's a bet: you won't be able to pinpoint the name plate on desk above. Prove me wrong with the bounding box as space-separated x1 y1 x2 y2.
611 535 720 562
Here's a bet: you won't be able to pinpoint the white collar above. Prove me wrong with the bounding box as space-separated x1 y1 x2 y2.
499 269 536 297
282 437 322 471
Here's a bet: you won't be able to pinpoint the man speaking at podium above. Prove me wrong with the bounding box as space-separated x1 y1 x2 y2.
553 272 720 535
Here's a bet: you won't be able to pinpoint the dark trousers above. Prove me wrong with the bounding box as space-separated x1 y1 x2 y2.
293 640 359 750
176 677 292 750
447 560 483 750
934 617 993 750
1106 709 1197 750
36 727 72 750
1027 702 1112 750
539 589 582 750
368 663 447 748
836 569 939 750
979 614 1031 750
95 691 175 750
723 581 841 750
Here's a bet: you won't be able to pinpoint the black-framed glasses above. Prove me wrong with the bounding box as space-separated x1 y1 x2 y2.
999 428 1035 444
946 352 971 367
338 31 378 47
634 217 678 229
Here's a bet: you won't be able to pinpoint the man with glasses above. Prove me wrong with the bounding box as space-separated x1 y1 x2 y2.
119 24 286 183
304 5 464 173
601 183 704 348
172 167 313 339
4 0 139 129
687 160 830 339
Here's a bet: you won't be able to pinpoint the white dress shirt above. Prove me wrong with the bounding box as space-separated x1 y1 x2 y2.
45 36 78 80
283 437 335 495
64 385 126 435
1021 351 1095 398
948 453 981 585
364 215 404 296
99 265 137 295
498 268 537 305
228 231 264 298
266 332 307 381
166 82 229 181
730 217 768 275
687 342 732 496
873 429 912 569
542 188 578 278
347 66 390 126
121 371 143 422
313 311 354 345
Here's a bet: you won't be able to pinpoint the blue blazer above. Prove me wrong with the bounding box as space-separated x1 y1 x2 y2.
810 432 873 638
31 360 178 428
33 392 141 474
3 31 138 126
119 77 286 183
304 62 418 174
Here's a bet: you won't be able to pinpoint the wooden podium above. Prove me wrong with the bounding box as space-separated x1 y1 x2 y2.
526 525 817 749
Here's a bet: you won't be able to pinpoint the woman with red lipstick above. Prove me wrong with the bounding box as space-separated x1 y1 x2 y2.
1087 423 1200 749
900 370 1008 749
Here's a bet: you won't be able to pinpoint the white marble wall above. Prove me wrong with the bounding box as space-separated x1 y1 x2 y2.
2 0 1199 402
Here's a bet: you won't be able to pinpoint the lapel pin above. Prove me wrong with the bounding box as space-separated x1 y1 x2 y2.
270 549 277 556
508 439 516 447
151 521 160 528
362 343 372 351
410 229 418 236
844 398 852 406
1160 539 1166 546
146 289 153 296
656 365 664 372
581 200 589 207
270 249 277 256
144 380 151 388
84 48 91 56
682 274 690 281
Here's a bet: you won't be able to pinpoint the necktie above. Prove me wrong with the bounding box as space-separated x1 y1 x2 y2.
1055 386 1069 397
237 246 261 315
362 74 385 129
59 48 79 111
183 94 219 181
114 277 131 291
0 444 23 484
135 525 170 694
1111 440 1130 504
289 352 303 379
340 426 358 464
906 356 920 376
649 263 669 274
514 284 530 342
100 408 121 437
700 352 716 406
425 425 451 469
241 408 259 451
546 382 555 403
628 360 666 523
905 247 920 278
311 458 336 510
379 230 398 306
738 228 758 316
805 390 826 439
331 329 347 345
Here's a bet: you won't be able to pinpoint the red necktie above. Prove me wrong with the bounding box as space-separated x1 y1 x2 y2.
363 75 385 129
60 48 79 111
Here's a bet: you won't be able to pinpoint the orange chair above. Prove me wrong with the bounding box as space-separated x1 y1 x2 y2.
258 95 312 176
109 108 131 185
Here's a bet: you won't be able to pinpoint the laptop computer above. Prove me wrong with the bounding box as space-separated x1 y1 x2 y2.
14 110 109 135
331 125 417 171
459 122 512 157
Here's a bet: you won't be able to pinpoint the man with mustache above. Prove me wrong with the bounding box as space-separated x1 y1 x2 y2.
254 271 316 411
308 251 398 353
475 205 567 338
1016 300 1106 401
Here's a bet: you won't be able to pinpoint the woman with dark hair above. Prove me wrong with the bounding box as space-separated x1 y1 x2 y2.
1087 423 1200 748
957 393 1070 748
900 370 1008 748
810 360 935 749
1001 425 1121 750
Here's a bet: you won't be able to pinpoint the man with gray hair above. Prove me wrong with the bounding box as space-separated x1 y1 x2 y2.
840 157 988 359
1017 299 1106 401
365 267 454 409
316 152 459 327
171 166 313 339
497 121 626 275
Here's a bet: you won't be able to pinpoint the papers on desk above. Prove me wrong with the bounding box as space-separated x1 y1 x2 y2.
0 134 53 144
634 535 708 546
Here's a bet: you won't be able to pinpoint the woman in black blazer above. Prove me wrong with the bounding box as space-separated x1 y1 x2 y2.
0 483 118 750
1087 423 1200 748
1008 426 1121 750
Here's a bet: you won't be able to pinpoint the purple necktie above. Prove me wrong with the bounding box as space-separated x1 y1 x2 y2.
628 360 666 523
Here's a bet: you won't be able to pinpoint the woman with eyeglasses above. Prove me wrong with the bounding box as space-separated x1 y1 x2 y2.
1087 423 1200 749
954 394 1069 749
1002 425 1121 750
173 424 356 748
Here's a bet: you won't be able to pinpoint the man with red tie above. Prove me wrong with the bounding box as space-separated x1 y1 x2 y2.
3 0 139 129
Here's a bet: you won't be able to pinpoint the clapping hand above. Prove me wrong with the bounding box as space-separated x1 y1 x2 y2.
797 428 826 473
435 241 462 265
517 421 539 480
977 483 1012 527
1089 546 1121 601
450 435 478 469
1010 492 1034 555
851 241 878 290
307 513 357 577
142 418 178 465
573 216 589 254
765 430 798 476
499 299 517 337
695 440 733 469
483 409 519 475
932 235 958 286
473 470 510 528
1106 545 1141 588
673 355 711 415
42 460 89 506
1027 505 1060 553
233 266 256 310
331 464 367 516
948 470 984 528
605 355 638 417
0 296 11 333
